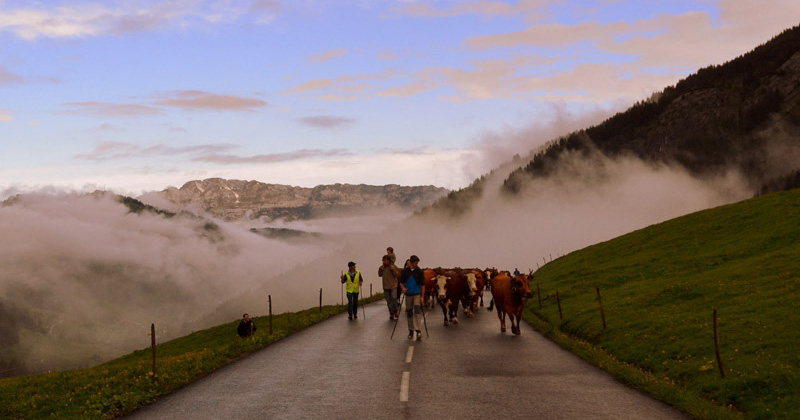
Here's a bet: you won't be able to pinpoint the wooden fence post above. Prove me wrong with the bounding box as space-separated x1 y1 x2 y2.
596 287 607 329
556 291 563 321
150 323 156 382
370 283 373 298
536 283 542 309
268 295 273 335
713 308 725 378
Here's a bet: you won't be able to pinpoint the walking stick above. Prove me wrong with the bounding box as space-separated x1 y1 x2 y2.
420 300 429 337
360 286 367 320
391 293 406 340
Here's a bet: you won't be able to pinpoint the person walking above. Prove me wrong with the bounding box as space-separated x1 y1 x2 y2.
379 254 400 320
400 255 425 341
340 261 363 320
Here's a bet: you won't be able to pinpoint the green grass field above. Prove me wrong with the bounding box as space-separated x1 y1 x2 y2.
525 189 800 420
0 295 383 419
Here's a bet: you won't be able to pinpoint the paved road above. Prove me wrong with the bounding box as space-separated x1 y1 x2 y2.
126 298 689 420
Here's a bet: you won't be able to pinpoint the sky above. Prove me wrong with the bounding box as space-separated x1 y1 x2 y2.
1 0 799 197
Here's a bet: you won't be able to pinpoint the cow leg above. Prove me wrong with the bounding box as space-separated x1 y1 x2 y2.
449 306 458 324
439 300 449 326
497 310 506 333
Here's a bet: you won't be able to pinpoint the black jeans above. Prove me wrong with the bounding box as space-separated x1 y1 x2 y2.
347 292 359 316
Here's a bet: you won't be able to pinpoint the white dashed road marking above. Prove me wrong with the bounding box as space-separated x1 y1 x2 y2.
405 346 414 363
400 371 410 402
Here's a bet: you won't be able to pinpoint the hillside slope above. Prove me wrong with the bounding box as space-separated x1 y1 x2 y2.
529 188 800 419
426 25 800 218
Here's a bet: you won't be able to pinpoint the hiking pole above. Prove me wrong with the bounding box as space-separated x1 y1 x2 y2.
360 284 366 320
420 301 429 338
391 293 406 340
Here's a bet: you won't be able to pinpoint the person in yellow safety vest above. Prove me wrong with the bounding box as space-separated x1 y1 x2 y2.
340 261 363 320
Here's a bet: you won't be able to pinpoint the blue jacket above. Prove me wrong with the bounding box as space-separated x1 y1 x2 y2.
401 267 424 296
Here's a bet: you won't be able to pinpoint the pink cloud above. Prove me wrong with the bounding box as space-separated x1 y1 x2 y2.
62 101 161 117
193 148 353 164
154 90 267 111
397 0 552 19
308 48 348 64
76 141 237 161
0 66 25 84
298 115 356 128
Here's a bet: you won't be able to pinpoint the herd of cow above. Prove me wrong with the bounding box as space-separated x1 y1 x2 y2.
420 267 534 335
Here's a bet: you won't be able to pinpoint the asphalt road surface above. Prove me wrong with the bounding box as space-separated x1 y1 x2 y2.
126 297 689 420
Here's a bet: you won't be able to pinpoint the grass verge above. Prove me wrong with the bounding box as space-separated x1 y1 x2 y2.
525 189 800 419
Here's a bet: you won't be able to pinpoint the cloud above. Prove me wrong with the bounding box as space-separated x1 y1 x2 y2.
154 90 267 111
380 80 439 97
75 141 237 161
298 115 356 128
465 21 627 49
192 148 354 164
281 69 398 96
377 51 397 61
0 191 332 373
0 110 12 122
308 48 348 64
0 1 282 40
0 66 24 84
62 101 162 117
282 79 335 94
396 0 552 19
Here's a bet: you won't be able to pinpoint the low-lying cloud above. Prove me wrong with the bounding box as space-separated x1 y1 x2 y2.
0 192 333 376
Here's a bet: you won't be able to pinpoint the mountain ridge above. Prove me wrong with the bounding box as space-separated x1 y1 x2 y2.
157 178 449 221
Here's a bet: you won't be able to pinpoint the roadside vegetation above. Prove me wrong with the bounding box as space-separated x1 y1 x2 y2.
0 295 383 419
525 188 800 419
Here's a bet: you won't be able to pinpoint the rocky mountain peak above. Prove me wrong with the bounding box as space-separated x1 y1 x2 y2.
159 178 449 221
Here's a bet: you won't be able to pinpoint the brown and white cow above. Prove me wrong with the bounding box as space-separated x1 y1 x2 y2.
462 272 479 317
432 268 469 325
468 269 487 310
488 273 533 335
433 273 452 325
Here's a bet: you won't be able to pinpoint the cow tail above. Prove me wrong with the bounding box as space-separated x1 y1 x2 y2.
488 298 495 312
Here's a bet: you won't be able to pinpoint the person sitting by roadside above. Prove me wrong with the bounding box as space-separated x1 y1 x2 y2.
237 313 257 338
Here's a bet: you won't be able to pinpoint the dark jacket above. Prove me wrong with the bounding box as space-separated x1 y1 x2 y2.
237 320 256 338
400 266 424 296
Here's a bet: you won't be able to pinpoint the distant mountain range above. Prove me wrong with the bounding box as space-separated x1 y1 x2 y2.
157 178 449 221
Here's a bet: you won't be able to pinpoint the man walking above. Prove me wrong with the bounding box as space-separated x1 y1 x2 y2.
341 261 363 320
379 254 400 320
400 255 425 341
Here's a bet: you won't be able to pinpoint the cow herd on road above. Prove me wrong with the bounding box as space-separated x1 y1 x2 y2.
421 268 534 335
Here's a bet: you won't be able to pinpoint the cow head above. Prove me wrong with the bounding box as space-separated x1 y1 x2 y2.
512 274 533 299
465 273 478 296
435 275 449 301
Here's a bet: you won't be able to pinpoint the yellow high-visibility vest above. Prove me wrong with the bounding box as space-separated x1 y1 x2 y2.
345 270 362 293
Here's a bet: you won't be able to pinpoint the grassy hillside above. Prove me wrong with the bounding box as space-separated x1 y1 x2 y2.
0 296 382 419
526 189 800 419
